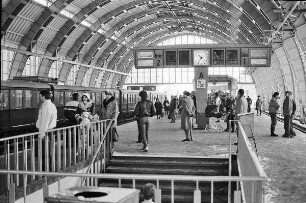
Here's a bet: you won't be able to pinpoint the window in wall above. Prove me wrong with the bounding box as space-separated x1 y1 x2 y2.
66 65 79 86
182 68 188 83
169 68 176 83
95 71 105 87
1 49 14 81
157 68 163 83
144 69 151 83
137 69 145 83
176 68 182 83
188 69 194 83
151 69 156 83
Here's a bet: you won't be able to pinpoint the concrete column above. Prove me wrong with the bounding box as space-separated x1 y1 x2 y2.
194 67 209 129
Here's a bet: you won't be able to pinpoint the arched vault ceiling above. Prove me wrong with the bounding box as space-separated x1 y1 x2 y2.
2 0 304 82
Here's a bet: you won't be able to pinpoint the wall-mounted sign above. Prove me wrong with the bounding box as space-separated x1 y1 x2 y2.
241 48 249 66
138 51 154 58
197 79 206 88
178 50 190 65
226 49 239 66
134 45 271 68
165 50 177 66
154 50 163 67
212 49 225 66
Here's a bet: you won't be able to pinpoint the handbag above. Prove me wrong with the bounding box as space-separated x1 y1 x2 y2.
224 114 229 122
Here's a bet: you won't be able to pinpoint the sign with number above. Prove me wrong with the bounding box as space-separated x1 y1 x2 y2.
197 79 206 89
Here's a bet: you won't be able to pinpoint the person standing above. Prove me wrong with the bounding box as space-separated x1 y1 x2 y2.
255 96 263 116
36 89 57 133
134 90 155 152
169 95 178 123
154 98 163 119
235 89 248 119
64 93 79 125
282 91 296 138
101 90 119 141
268 92 280 137
163 97 169 115
36 90 57 171
215 92 221 122
75 93 95 122
181 91 195 142
224 94 235 132
246 96 252 113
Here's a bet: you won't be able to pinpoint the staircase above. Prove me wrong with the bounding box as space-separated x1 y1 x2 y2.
99 156 237 203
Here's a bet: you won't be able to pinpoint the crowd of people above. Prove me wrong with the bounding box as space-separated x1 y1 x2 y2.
35 87 299 158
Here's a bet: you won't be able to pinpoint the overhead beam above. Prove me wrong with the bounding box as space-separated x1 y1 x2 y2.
1 45 129 76
268 1 300 44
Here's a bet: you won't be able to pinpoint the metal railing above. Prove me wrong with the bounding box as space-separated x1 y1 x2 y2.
0 118 268 203
0 170 268 203
237 122 268 203
0 119 115 195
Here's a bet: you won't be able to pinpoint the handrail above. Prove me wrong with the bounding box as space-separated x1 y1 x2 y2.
81 119 114 186
237 122 268 178
0 121 104 141
0 170 268 182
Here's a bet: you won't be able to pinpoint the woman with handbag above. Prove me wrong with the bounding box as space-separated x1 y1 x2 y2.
181 91 195 142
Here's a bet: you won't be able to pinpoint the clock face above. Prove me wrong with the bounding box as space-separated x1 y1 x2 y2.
193 49 210 66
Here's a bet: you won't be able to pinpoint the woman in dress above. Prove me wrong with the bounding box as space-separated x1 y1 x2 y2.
181 91 195 142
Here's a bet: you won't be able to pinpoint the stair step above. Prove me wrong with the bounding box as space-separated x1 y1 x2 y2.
112 156 228 164
105 166 227 176
109 159 228 168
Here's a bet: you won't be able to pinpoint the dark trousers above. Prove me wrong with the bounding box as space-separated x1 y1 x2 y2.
226 114 235 131
137 119 142 142
247 105 251 113
138 117 149 146
284 115 295 137
270 113 277 135
257 109 261 115
35 133 52 171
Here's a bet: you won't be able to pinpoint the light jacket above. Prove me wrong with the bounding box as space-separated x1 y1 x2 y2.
283 97 296 116
36 100 57 132
101 98 119 127
268 97 280 114
235 96 248 117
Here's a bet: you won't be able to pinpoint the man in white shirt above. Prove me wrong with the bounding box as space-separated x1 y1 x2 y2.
215 92 221 122
36 90 57 133
36 90 57 171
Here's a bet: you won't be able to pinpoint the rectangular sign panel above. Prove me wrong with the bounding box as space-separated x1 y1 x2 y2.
137 51 154 58
165 50 177 66
178 50 191 65
137 59 154 67
134 45 271 68
212 49 225 66
154 49 163 67
226 48 240 66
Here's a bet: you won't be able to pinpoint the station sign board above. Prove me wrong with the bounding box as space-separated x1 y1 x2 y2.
134 44 272 68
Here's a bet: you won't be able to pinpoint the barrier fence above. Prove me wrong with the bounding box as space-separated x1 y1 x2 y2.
0 119 115 195
0 115 268 203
